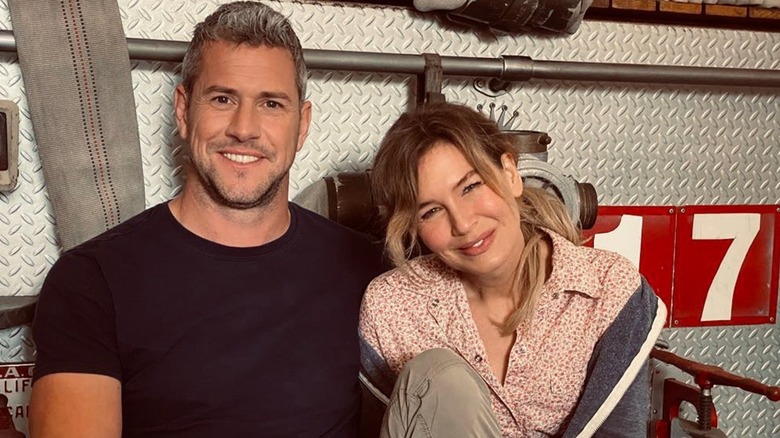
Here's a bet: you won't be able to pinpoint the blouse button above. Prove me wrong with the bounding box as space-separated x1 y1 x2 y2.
474 354 483 363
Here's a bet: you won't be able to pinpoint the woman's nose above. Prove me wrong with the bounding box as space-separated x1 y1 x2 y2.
449 207 476 236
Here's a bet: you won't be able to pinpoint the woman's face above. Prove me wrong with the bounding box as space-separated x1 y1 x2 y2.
415 141 525 284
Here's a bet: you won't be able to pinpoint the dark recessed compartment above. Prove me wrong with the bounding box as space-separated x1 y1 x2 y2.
0 101 19 191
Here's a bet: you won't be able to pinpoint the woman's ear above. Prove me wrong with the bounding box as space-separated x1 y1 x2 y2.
500 153 523 197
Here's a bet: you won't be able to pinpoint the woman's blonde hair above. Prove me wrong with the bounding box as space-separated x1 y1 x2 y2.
371 102 582 333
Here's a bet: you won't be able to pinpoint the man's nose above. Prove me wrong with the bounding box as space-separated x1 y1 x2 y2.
226 102 260 142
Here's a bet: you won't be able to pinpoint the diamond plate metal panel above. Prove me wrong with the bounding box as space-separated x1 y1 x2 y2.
0 325 33 364
0 0 777 433
0 53 60 300
660 326 780 436
445 79 780 208
0 0 8 29
131 61 185 206
291 71 412 194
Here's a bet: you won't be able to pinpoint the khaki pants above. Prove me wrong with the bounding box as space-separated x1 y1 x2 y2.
380 348 502 438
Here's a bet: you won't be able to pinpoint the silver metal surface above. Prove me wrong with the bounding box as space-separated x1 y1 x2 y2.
0 0 777 433
519 159 583 225
4 30 780 87
0 324 33 364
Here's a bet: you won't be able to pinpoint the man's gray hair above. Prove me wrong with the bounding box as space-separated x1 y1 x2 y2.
180 1 307 105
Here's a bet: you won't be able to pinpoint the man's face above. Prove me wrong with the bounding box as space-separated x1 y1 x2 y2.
174 41 311 210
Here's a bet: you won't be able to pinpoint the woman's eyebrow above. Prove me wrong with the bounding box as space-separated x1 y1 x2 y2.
416 170 477 210
456 170 477 188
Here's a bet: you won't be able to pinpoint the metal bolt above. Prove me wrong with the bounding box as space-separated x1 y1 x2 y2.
487 78 512 93
674 319 679 325
680 208 686 214
668 208 674 214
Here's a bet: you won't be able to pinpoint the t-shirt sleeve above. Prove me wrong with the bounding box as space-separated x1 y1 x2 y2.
32 251 121 383
350 232 392 286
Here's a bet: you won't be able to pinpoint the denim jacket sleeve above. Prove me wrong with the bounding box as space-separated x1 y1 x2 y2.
563 276 668 438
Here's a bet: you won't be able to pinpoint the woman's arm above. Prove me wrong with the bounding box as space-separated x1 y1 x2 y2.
563 277 668 437
359 290 397 398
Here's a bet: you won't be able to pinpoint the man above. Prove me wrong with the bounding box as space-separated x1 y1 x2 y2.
29 2 385 437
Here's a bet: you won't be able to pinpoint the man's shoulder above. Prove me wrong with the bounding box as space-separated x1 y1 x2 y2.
65 203 168 257
292 202 377 245
291 203 389 275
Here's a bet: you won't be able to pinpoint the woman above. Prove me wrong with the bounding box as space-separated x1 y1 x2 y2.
359 102 666 437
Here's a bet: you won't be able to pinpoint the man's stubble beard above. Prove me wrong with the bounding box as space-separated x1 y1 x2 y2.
189 156 289 210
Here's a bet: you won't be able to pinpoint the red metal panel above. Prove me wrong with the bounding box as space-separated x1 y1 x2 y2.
583 205 779 328
0 363 32 436
583 206 676 326
672 205 779 327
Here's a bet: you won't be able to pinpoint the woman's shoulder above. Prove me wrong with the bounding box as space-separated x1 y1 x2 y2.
577 242 639 278
547 229 642 301
367 255 455 294
582 245 641 292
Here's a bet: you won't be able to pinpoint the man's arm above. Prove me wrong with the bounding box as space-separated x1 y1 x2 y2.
31 250 124 437
30 373 121 438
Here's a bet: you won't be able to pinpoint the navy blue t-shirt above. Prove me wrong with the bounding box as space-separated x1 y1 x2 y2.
33 202 386 437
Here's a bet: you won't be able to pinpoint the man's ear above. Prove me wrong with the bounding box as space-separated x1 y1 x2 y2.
296 100 312 152
174 84 189 140
500 152 523 197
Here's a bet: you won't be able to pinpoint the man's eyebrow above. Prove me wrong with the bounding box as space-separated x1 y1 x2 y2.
257 91 293 101
201 86 292 102
202 85 236 95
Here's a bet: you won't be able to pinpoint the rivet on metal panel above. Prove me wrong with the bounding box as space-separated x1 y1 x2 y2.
680 208 687 214
668 208 675 214
674 320 680 325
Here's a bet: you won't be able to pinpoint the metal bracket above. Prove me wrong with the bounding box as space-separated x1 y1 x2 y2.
0 100 19 192
417 53 445 107
473 56 534 98
474 78 513 97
